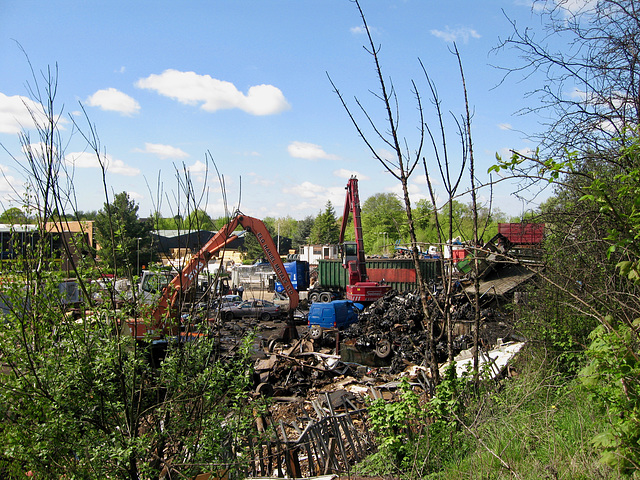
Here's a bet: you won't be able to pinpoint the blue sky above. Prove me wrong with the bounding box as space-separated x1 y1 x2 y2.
0 1 553 221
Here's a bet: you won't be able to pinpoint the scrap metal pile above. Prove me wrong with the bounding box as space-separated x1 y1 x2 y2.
243 286 522 478
341 287 513 374
251 285 516 398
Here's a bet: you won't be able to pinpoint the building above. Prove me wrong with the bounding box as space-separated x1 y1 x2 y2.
298 244 340 266
152 229 246 269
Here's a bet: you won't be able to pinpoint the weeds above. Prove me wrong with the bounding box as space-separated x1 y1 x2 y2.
357 349 618 479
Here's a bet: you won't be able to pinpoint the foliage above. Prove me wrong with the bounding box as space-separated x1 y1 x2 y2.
435 352 617 480
581 320 640 474
0 269 259 478
362 378 427 475
0 207 31 225
490 131 640 474
361 368 472 478
184 208 215 231
291 215 314 249
309 201 339 245
360 192 407 254
94 192 155 273
0 66 262 479
241 221 275 262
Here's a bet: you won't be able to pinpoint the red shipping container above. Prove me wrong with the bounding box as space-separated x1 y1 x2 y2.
498 223 544 245
452 249 467 262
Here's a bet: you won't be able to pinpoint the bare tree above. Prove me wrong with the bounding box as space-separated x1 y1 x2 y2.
329 0 488 381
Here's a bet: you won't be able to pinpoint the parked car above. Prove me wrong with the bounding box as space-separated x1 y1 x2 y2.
219 299 281 321
220 294 242 305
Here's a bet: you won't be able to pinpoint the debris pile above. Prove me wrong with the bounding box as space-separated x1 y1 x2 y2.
239 282 526 478
340 288 514 374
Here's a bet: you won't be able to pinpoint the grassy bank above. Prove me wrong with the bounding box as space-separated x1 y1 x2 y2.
357 346 620 479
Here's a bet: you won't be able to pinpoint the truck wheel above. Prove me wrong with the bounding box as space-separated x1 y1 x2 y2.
309 292 319 303
224 311 234 321
309 325 323 340
375 338 392 358
319 292 332 303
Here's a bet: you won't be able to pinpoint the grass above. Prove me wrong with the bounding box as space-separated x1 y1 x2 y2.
358 346 623 479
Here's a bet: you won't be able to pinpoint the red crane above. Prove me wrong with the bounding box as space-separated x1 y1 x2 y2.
339 177 391 303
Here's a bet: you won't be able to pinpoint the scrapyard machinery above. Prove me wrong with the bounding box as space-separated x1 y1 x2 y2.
338 176 391 303
126 212 300 342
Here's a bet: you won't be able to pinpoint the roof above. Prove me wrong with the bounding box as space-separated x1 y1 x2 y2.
463 263 537 297
151 230 244 254
0 224 38 233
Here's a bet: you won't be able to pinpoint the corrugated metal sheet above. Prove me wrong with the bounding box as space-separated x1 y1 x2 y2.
498 223 545 245
317 258 440 292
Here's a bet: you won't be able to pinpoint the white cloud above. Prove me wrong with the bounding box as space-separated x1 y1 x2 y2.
385 182 428 203
287 141 340 160
0 164 21 195
86 88 140 116
430 26 481 43
0 92 50 134
187 160 207 173
547 0 597 16
127 191 143 201
333 168 370 181
136 69 290 116
64 151 140 176
498 123 512 131
282 181 326 199
281 181 346 213
350 25 378 35
376 148 396 163
136 142 189 159
248 172 275 187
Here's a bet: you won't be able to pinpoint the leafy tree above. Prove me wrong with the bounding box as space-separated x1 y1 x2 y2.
309 201 339 245
72 210 98 221
184 208 215 231
241 222 276 262
0 65 263 479
292 215 314 249
151 212 180 230
94 192 154 273
361 193 407 253
414 199 434 231
264 215 297 239
491 0 640 468
0 207 30 224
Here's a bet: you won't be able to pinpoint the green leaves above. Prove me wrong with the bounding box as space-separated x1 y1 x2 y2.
580 320 640 473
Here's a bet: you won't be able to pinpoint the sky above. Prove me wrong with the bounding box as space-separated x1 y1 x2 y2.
0 1 556 222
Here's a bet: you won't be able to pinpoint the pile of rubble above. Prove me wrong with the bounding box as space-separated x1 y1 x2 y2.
341 288 514 374
238 286 524 478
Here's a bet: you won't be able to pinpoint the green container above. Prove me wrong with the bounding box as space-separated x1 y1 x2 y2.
317 258 440 292
456 256 474 275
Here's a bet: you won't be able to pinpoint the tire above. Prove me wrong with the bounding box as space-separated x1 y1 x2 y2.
309 292 319 303
309 325 323 340
260 312 271 321
319 292 332 303
375 338 392 359
255 382 274 397
223 311 234 321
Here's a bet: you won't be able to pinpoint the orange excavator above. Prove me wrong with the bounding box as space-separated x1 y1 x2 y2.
126 213 299 341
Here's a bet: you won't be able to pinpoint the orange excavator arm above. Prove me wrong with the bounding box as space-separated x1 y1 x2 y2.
149 213 299 332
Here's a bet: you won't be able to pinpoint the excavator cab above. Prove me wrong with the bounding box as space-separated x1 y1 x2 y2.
341 241 358 267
